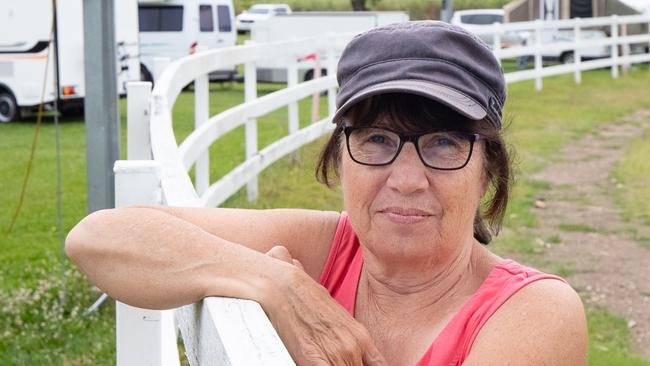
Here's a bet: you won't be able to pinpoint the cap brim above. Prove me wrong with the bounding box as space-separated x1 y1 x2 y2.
332 79 487 124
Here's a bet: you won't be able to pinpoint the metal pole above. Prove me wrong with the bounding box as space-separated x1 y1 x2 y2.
440 0 454 22
83 0 120 213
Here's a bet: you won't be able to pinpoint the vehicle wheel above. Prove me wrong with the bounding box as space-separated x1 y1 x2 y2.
140 64 154 85
303 68 328 82
0 91 18 123
561 52 575 64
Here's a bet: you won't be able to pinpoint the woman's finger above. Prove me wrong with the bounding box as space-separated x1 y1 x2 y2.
362 345 388 366
266 245 293 264
292 258 305 271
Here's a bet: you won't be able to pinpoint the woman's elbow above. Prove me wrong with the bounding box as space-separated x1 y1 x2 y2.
65 208 116 265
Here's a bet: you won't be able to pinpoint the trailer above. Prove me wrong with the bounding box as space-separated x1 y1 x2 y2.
250 11 409 83
138 0 237 83
0 0 140 123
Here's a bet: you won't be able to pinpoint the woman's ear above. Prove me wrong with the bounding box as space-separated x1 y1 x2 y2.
479 167 490 198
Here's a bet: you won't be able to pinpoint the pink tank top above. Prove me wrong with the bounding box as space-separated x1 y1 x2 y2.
318 212 566 366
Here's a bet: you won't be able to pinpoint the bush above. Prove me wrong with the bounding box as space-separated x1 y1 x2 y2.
0 261 115 365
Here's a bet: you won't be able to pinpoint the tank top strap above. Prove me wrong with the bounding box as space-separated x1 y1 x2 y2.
319 212 363 316
417 259 567 365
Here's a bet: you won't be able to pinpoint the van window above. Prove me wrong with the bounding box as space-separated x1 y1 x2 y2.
200 5 214 32
139 6 183 32
275 7 287 14
217 5 232 32
459 14 503 25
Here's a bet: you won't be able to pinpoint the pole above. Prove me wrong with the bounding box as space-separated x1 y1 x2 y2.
83 0 120 213
440 0 454 22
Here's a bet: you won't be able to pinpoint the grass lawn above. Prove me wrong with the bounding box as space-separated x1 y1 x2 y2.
613 127 650 226
1 65 650 364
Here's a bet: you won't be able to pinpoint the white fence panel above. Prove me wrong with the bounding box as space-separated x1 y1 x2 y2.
177 298 294 366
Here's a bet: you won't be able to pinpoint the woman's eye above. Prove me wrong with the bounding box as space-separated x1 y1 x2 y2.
434 137 457 147
368 134 388 144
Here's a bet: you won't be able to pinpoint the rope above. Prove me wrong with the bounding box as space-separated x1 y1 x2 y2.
4 20 54 235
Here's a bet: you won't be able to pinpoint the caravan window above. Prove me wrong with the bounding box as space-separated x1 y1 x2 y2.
217 5 232 32
459 14 503 25
139 6 184 32
199 5 214 32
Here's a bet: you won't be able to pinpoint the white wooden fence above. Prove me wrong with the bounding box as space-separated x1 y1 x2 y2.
113 14 650 365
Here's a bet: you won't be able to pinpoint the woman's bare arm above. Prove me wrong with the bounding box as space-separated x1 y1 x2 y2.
65 206 339 309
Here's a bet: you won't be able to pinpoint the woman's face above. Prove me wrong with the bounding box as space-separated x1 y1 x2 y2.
340 124 487 265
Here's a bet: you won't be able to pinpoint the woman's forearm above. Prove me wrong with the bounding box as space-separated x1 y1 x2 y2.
65 206 284 309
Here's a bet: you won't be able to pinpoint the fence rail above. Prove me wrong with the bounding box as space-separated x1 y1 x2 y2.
114 13 650 365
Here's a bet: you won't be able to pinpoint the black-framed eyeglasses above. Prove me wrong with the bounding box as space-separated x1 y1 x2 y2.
343 126 480 170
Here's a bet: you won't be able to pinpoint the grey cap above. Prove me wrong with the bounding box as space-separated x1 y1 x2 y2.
333 21 506 129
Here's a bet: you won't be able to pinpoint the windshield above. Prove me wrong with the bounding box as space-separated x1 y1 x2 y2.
460 14 503 25
248 7 270 14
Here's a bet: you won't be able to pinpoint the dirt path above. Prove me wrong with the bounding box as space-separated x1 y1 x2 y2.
519 109 650 357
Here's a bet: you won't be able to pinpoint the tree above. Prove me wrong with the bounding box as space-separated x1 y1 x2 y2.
351 0 367 11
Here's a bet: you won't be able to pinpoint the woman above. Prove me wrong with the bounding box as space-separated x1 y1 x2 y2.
66 21 587 365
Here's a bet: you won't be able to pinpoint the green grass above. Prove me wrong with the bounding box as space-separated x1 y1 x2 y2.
588 308 650 366
612 128 650 225
3 68 650 363
557 223 598 233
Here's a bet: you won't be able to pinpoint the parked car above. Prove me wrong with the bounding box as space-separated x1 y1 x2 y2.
235 3 291 34
450 9 523 48
517 29 611 67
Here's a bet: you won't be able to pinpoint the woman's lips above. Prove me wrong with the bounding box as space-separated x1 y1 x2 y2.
379 208 432 224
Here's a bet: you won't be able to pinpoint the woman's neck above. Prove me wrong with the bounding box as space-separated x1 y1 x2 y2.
357 239 496 320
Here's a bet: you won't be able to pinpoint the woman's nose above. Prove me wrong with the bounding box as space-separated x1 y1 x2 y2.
385 143 429 194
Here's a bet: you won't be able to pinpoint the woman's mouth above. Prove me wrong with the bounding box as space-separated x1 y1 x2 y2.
379 208 432 224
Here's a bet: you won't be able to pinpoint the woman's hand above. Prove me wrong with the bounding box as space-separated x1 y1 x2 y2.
264 246 387 366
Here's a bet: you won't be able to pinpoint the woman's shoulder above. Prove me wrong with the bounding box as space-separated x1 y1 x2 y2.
464 263 588 365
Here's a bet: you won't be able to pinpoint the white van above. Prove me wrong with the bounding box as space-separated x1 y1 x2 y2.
138 0 236 83
251 11 409 83
0 0 140 122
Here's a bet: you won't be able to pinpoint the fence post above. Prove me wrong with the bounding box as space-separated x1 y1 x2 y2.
127 82 153 160
492 22 502 66
114 162 180 366
574 18 582 85
621 23 630 75
287 56 299 162
611 15 619 79
534 19 543 91
118 87 179 366
311 53 322 124
647 14 650 71
194 46 210 195
326 42 337 118
244 40 258 202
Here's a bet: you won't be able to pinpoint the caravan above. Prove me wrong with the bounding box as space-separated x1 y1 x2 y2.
0 0 140 123
138 0 237 83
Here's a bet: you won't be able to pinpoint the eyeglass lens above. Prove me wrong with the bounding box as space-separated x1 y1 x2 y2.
346 127 474 170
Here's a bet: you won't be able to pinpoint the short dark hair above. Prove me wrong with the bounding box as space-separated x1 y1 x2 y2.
316 94 512 244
